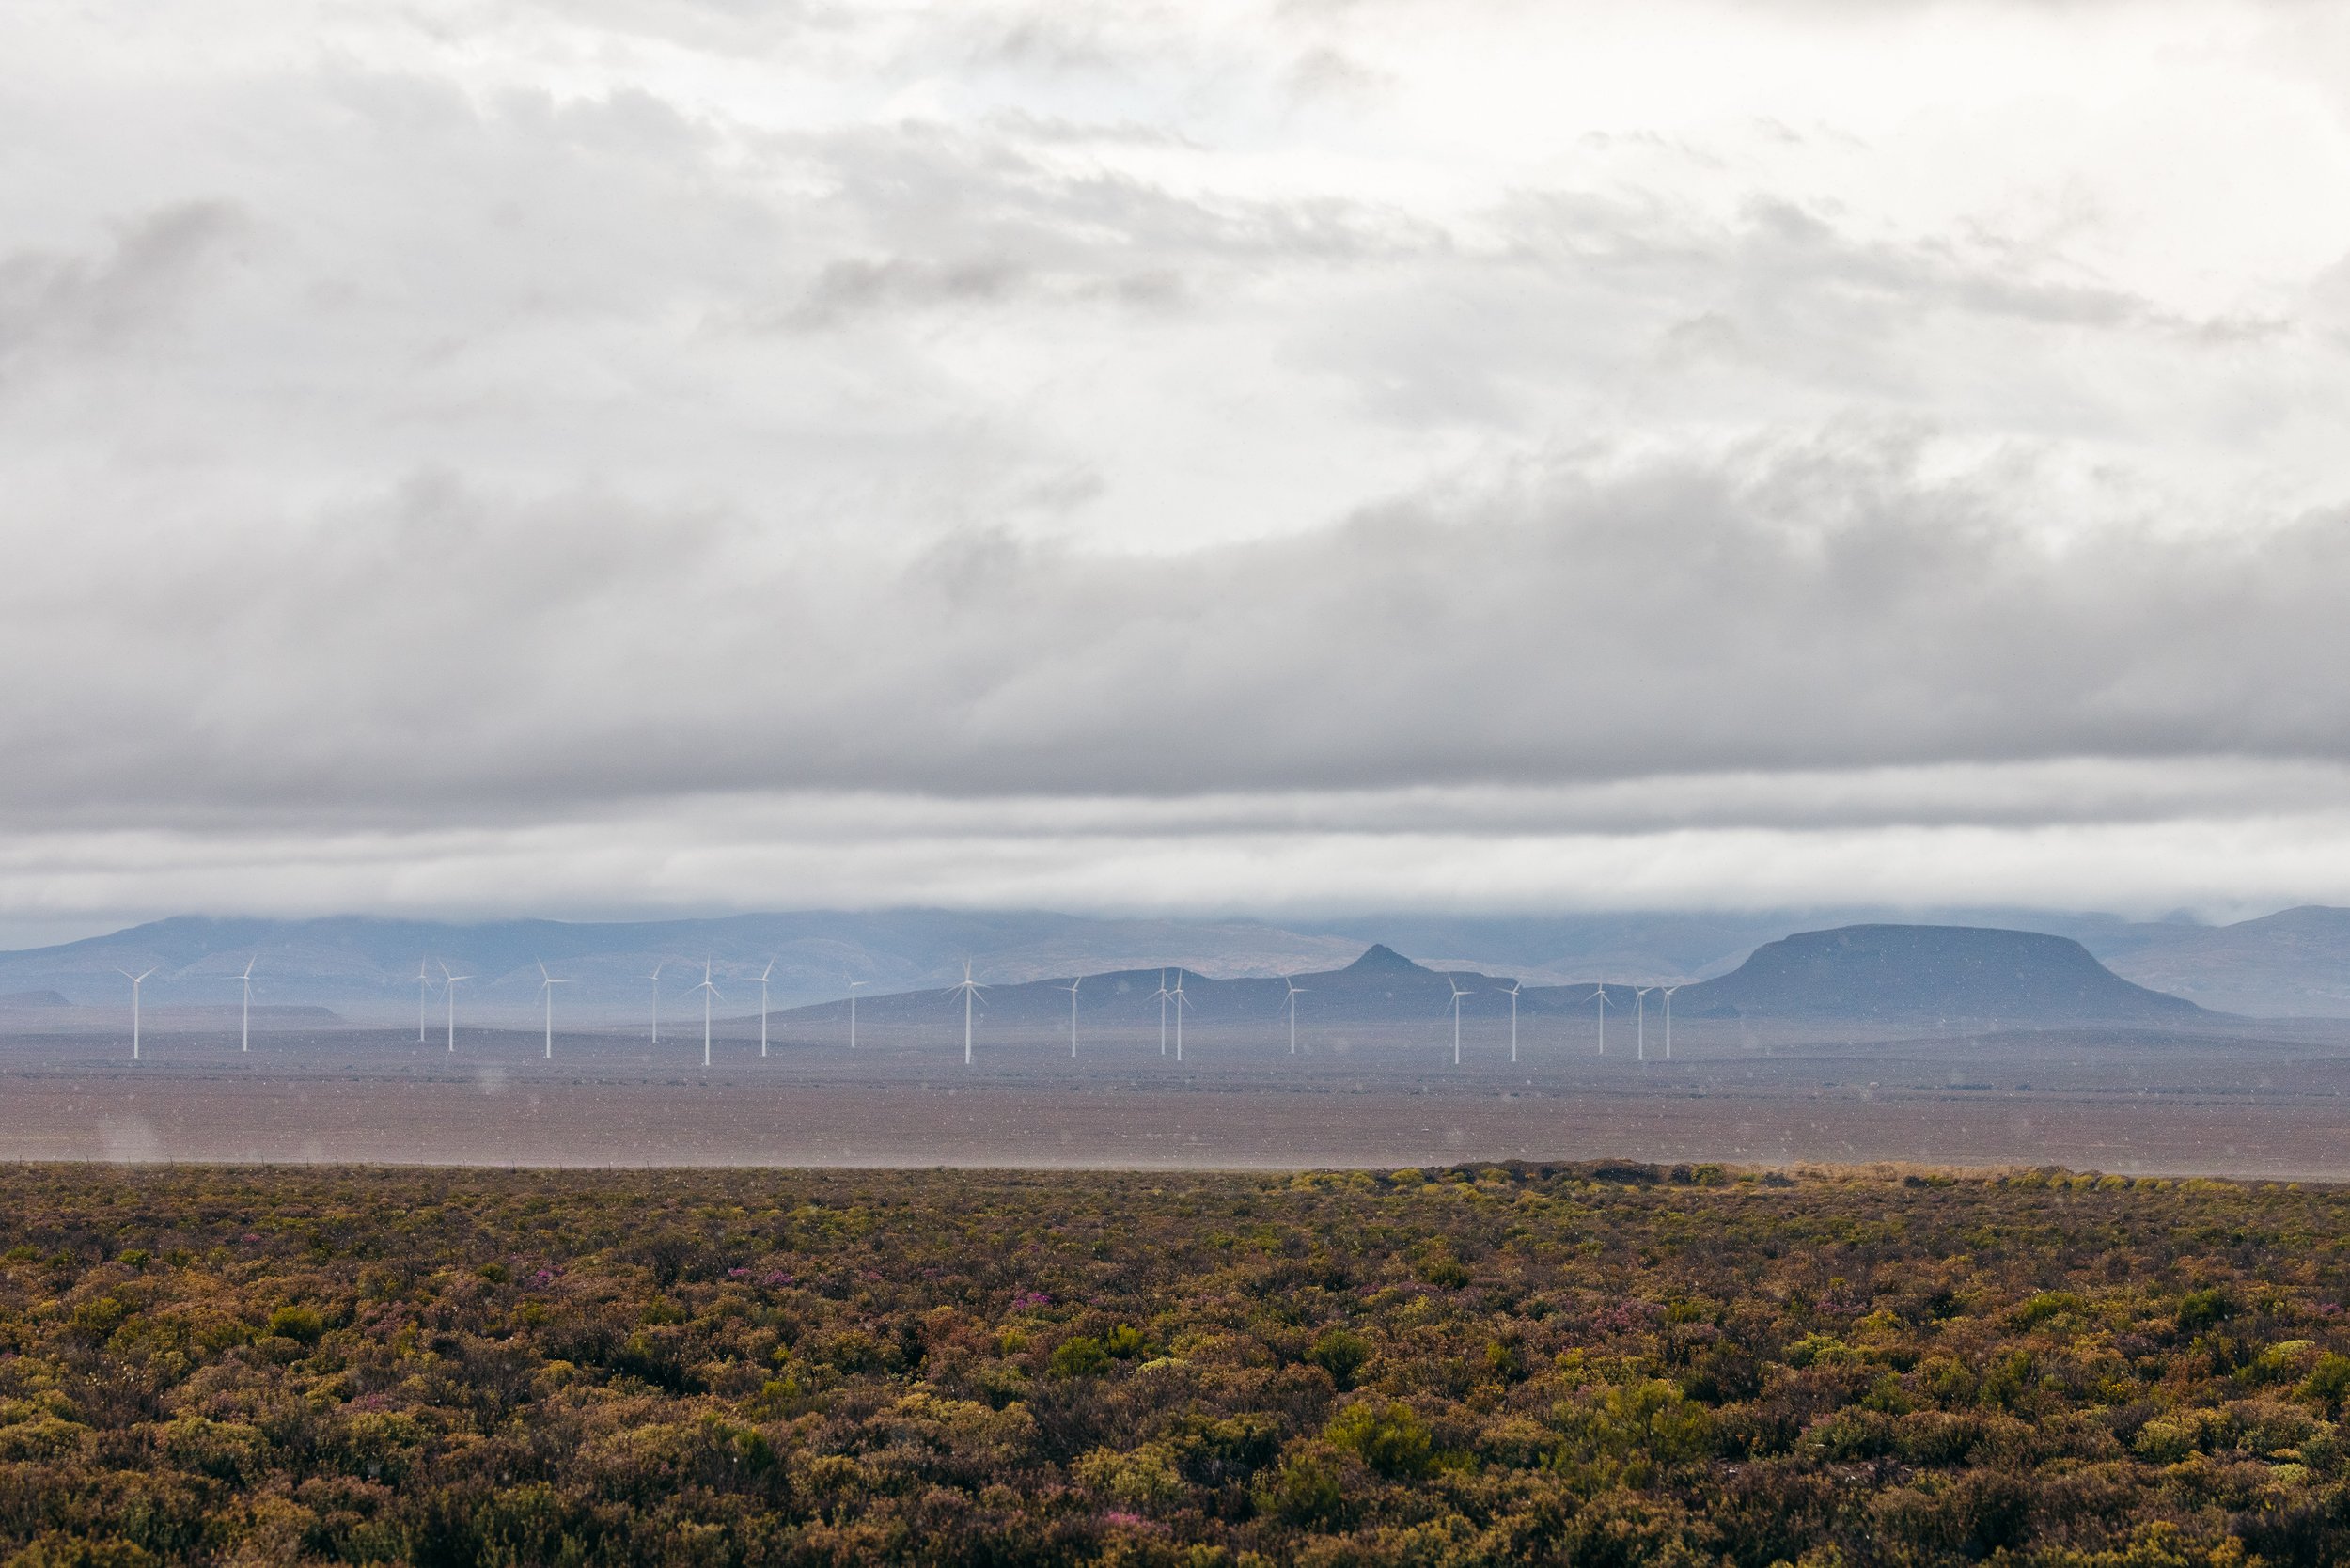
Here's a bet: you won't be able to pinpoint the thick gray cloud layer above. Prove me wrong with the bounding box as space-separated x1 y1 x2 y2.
3 0 2349 928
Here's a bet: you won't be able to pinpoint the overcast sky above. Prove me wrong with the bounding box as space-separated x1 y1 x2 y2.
4 0 2350 940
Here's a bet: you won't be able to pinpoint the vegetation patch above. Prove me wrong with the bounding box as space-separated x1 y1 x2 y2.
0 1162 2342 1563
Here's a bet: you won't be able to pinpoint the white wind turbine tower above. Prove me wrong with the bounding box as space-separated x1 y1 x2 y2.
1152 970 1172 1056
1661 985 1680 1060
1635 986 1653 1062
1171 970 1192 1062
440 964 470 1052
948 961 985 1066
647 963 666 1045
756 960 776 1058
118 968 155 1061
232 955 258 1053
1447 975 1471 1066
1283 979 1308 1056
415 958 431 1043
1499 980 1522 1063
1590 984 1610 1055
1060 976 1082 1058
537 962 567 1058
694 959 722 1069
847 979 867 1050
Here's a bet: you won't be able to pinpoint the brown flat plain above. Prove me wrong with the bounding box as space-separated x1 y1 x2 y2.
2 1016 2347 1176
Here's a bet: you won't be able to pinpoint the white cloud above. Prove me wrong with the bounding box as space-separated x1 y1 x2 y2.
0 0 2346 927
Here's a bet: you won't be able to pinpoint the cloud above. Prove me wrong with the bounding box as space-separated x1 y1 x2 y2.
2 434 2349 825
0 202 251 375
0 0 2347 922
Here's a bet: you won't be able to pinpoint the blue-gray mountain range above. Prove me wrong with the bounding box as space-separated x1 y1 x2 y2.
0 904 2331 1027
788 928 2214 1033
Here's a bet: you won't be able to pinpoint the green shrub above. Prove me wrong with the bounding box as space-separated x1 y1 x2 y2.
2176 1288 2232 1333
1324 1400 1433 1478
265 1304 324 1343
1308 1326 1374 1388
2299 1351 2350 1415
1048 1334 1111 1378
1258 1450 1350 1527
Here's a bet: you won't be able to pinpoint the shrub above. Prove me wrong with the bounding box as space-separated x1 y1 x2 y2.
1049 1335 1111 1378
1324 1400 1433 1479
1258 1450 1350 1527
2300 1352 2350 1416
2176 1288 2232 1333
265 1304 324 1343
1308 1326 1374 1388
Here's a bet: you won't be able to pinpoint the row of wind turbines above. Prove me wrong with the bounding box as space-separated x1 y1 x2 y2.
949 964 1687 1067
416 957 769 1067
111 955 1689 1068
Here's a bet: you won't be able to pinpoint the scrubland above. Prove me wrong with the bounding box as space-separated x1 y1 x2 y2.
1 1162 2347 1565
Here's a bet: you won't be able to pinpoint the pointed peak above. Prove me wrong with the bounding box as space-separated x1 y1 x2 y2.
1347 944 1422 974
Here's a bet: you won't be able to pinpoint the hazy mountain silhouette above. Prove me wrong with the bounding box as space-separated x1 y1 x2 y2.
785 944 1540 1033
1660 924 2215 1025
0 908 2303 1031
2089 905 2350 1016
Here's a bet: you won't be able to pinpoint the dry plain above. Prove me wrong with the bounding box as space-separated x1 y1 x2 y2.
0 1014 2346 1176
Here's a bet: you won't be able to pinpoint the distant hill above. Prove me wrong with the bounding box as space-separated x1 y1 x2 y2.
3 903 2338 1029
778 944 1537 1035
0 990 70 1009
787 926 2231 1040
1662 925 2214 1026
0 911 1369 1027
2088 906 2350 1017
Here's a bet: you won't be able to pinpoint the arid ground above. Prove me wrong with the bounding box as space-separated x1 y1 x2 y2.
2 1016 2346 1176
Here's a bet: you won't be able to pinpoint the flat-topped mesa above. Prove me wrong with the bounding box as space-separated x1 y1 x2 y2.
1674 923 2215 1024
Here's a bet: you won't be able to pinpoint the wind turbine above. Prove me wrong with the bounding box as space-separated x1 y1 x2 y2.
647 963 665 1045
847 979 867 1050
694 960 721 1069
1060 976 1082 1058
1170 970 1191 1062
756 960 775 1058
1635 986 1653 1062
1447 975 1471 1066
1661 985 1679 1060
537 962 567 1059
232 955 257 1053
440 964 470 1052
1152 970 1172 1056
1500 980 1522 1063
948 961 985 1066
415 957 431 1043
1283 979 1308 1056
118 968 154 1061
1590 984 1610 1055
